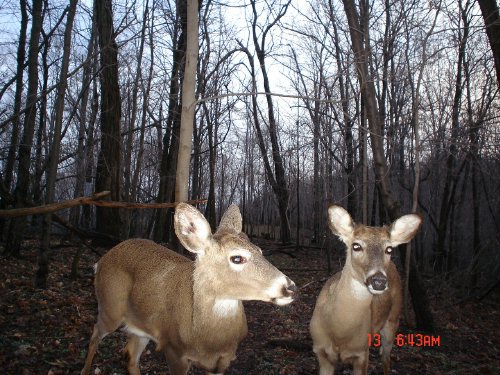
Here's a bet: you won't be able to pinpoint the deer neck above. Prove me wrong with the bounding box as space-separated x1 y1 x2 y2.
336 263 373 305
325 264 374 338
192 261 245 335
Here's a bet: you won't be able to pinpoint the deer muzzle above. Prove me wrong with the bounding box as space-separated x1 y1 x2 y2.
365 271 388 294
271 276 297 306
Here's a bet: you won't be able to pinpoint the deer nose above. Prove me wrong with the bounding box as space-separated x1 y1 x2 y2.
366 272 387 292
284 278 298 297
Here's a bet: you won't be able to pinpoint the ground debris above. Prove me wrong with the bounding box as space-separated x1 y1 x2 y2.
0 238 498 374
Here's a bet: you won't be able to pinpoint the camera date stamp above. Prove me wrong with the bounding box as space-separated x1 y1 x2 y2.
368 333 441 347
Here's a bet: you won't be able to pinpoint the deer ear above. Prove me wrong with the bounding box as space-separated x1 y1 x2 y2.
328 205 354 241
216 204 242 234
174 203 213 255
390 214 422 246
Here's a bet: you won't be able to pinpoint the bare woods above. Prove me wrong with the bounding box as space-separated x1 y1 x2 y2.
0 0 498 329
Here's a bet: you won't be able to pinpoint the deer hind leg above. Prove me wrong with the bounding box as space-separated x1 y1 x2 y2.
380 320 398 375
124 334 150 375
81 319 117 375
81 324 102 375
81 311 123 375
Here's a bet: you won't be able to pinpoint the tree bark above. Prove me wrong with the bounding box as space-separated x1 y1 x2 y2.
478 0 500 89
5 0 44 257
153 0 187 243
94 0 122 241
175 0 199 203
0 0 28 239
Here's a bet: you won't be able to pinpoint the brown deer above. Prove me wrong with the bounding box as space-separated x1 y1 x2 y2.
310 205 421 375
81 203 297 375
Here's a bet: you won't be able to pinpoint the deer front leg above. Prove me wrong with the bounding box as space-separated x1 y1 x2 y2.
313 344 337 375
352 349 369 375
380 319 398 375
164 347 190 375
207 353 235 374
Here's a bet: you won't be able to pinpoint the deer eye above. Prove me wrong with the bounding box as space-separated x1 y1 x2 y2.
386 246 393 254
352 243 362 252
230 255 247 264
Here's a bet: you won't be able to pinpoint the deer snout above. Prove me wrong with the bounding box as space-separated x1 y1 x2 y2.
270 276 297 306
284 277 298 297
366 272 388 294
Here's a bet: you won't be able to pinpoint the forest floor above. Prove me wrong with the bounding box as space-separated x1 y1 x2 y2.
0 237 499 375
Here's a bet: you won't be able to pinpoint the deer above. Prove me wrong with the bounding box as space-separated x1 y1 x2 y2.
310 205 422 375
81 203 297 375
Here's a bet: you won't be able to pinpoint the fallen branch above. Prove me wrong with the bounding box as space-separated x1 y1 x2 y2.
0 191 110 218
90 198 207 209
0 191 207 218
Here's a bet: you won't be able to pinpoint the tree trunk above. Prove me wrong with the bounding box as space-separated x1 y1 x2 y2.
478 0 500 89
204 103 217 230
5 0 44 257
82 76 99 229
175 0 199 204
153 0 187 243
129 4 155 237
32 21 49 214
249 0 292 243
37 0 78 288
403 2 440 323
0 0 27 240
124 1 149 237
331 17 356 216
94 0 122 241
436 1 469 273
70 11 96 229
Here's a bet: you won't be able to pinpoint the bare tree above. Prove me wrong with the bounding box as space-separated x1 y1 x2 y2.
123 1 150 236
248 0 292 244
5 0 44 257
70 9 97 230
37 0 78 288
435 0 471 273
94 0 122 241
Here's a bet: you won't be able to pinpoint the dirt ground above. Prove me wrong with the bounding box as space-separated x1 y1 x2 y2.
0 237 499 374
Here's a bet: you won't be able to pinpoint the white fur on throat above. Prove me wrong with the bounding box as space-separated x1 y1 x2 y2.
212 299 239 317
350 278 372 299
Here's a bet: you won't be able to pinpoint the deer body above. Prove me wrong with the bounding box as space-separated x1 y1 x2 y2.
310 205 421 375
81 204 296 375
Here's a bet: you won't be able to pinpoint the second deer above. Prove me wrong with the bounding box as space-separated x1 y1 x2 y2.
310 205 421 375
81 203 297 375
